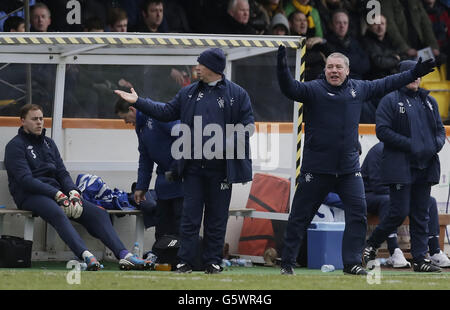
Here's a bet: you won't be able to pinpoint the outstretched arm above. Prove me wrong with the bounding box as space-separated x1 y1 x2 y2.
277 45 310 102
114 88 180 122
364 58 436 100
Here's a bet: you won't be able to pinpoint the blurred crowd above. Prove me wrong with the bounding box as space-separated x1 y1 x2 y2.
0 0 449 122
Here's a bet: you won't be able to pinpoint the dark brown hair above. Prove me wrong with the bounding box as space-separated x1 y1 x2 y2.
20 103 43 119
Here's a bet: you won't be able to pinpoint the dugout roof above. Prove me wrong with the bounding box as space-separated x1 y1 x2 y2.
0 32 304 65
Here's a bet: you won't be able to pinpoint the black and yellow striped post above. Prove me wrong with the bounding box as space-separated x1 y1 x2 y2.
289 37 306 204
295 39 306 188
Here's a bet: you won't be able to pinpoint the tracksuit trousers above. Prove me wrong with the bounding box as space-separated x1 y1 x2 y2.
177 160 232 267
20 195 127 259
367 169 432 262
281 172 367 268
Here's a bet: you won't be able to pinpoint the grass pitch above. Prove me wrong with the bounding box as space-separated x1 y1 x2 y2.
1 261 449 290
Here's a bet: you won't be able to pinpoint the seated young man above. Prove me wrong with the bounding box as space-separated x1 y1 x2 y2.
4 103 153 271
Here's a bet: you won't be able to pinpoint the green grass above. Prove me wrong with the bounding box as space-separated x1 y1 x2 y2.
1 262 450 290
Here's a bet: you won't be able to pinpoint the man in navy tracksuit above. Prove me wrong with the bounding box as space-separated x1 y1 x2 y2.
4 104 153 271
115 48 254 274
363 142 450 268
363 60 446 272
115 99 183 239
276 45 435 275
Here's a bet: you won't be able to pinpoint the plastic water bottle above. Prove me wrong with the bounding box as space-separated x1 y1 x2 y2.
221 259 232 268
230 258 253 267
132 242 140 256
79 262 87 271
321 264 335 272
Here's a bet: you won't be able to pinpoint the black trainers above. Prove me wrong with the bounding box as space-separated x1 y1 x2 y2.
280 266 295 275
174 263 193 273
362 245 377 269
205 264 223 274
343 264 368 275
413 259 442 273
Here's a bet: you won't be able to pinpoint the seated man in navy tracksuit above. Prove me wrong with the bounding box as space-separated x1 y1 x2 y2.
362 142 450 268
115 48 254 274
115 99 183 240
363 60 446 273
276 45 435 275
4 104 153 271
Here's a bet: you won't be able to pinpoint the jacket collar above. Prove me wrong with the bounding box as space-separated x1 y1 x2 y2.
197 75 227 90
18 126 46 142
400 87 430 101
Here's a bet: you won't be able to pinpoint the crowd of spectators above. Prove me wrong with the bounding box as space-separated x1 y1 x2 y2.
0 0 449 122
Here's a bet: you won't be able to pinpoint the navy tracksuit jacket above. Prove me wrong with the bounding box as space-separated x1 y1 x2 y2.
134 111 183 235
4 127 127 259
277 56 420 267
367 87 445 262
133 77 254 266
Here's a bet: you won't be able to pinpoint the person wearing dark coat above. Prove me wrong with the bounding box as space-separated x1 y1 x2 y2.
276 43 435 275
360 14 404 123
115 100 183 238
212 0 258 34
324 9 370 80
363 60 446 273
362 142 450 268
115 48 255 274
4 104 154 271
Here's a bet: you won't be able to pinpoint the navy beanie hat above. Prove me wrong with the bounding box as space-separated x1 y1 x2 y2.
197 48 226 74
398 60 417 72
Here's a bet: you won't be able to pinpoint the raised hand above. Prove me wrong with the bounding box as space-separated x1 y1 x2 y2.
413 57 436 78
277 45 287 68
114 87 139 104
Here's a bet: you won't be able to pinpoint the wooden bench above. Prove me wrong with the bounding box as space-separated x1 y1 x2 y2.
367 213 450 258
0 208 146 257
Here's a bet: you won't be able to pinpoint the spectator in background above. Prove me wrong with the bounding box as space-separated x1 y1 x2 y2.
422 0 450 78
164 0 191 33
289 11 327 81
107 7 128 32
250 0 284 34
3 16 25 32
379 0 442 62
422 0 450 49
325 9 371 79
269 12 290 35
315 0 362 38
284 0 323 37
132 0 168 33
30 2 52 32
0 0 35 32
361 13 402 122
83 16 105 32
213 0 257 34
362 14 402 80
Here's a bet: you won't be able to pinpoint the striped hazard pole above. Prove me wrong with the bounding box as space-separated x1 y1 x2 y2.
290 38 306 207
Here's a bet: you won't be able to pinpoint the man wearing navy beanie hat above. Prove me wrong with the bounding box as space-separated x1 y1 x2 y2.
115 48 254 274
197 48 226 74
363 59 446 272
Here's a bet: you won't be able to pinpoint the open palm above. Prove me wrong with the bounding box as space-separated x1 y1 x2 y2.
114 88 138 104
